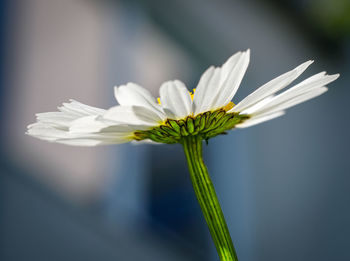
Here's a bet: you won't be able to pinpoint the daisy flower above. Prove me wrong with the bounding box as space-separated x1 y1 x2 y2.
27 50 338 146
26 50 339 261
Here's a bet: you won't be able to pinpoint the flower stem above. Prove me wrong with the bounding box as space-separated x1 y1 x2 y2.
182 136 238 261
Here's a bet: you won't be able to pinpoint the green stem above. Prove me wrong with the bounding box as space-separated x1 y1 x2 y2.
182 135 238 261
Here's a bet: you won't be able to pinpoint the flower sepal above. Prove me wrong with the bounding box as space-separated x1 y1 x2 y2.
133 109 250 144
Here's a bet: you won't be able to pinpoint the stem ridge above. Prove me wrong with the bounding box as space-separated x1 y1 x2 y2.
182 136 238 261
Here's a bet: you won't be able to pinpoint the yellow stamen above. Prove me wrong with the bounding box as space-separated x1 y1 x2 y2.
189 88 196 100
157 97 161 105
223 102 234 111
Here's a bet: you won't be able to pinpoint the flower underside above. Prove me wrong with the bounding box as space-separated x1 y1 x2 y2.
27 50 339 147
134 107 250 144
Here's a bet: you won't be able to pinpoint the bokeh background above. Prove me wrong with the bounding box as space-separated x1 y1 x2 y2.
1 0 349 260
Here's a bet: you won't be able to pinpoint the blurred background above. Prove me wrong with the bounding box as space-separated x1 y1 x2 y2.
1 0 349 260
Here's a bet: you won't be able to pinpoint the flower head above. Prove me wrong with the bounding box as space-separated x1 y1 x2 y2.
27 50 339 146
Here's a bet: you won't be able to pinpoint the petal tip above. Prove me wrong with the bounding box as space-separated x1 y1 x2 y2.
305 60 314 66
333 73 340 79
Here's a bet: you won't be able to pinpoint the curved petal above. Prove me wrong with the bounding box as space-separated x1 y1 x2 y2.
103 105 162 128
114 83 166 121
245 73 338 115
131 139 160 145
33 100 105 130
27 122 70 141
231 60 314 113
35 112 78 128
212 50 250 109
58 99 105 116
27 122 133 146
159 80 192 119
69 115 150 134
56 138 130 146
279 73 338 97
240 95 275 115
192 66 221 115
193 50 250 115
26 100 137 146
236 111 285 128
253 87 328 115
69 115 113 133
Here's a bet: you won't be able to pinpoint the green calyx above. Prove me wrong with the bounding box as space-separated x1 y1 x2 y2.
134 109 250 144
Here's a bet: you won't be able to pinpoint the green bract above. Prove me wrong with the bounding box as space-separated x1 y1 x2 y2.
134 108 250 144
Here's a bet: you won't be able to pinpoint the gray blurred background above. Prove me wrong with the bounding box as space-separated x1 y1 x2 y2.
1 0 349 260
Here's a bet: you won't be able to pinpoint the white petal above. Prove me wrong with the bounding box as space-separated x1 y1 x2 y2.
279 73 338 97
159 80 192 119
27 122 133 146
212 50 250 109
131 139 160 145
55 135 132 146
236 111 285 128
27 123 70 140
94 123 140 133
69 115 148 134
193 50 250 115
192 66 215 114
36 112 77 128
248 74 337 115
236 72 338 115
27 99 137 146
255 87 328 115
192 66 220 114
56 139 107 146
69 115 112 133
114 83 153 105
114 83 166 120
32 100 105 131
232 60 314 113
240 95 275 115
58 99 105 116
103 105 162 128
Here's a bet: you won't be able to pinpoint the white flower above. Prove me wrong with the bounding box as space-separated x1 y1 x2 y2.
27 50 339 146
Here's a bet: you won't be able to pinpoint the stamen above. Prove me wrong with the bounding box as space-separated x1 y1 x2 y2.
189 88 196 100
223 102 234 111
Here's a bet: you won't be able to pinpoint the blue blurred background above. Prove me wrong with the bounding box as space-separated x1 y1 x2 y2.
1 0 349 260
